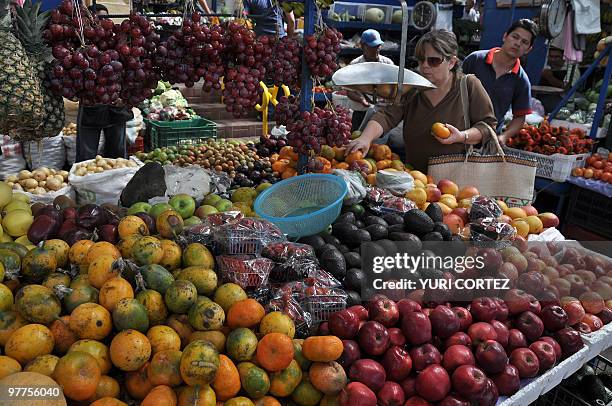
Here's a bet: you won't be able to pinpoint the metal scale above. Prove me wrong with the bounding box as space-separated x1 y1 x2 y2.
331 0 437 105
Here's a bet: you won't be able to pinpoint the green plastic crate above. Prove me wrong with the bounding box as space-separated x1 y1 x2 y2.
146 117 217 150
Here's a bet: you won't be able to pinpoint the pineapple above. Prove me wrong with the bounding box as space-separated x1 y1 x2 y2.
14 0 65 141
0 0 45 139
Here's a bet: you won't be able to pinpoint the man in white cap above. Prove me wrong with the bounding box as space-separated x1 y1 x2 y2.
348 29 394 130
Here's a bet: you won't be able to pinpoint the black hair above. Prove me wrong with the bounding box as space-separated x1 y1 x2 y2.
88 4 109 14
506 19 538 46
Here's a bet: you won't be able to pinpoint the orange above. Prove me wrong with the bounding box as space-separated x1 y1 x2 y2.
432 122 451 139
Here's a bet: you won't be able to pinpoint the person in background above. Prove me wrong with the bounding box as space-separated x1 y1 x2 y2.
540 46 580 89
462 0 479 23
197 0 213 14
348 29 394 130
345 30 497 172
75 4 134 162
243 0 295 37
462 19 537 144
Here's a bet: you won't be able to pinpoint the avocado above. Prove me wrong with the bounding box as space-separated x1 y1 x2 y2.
382 213 404 226
337 244 350 254
376 239 398 257
344 268 366 291
433 222 452 241
335 212 356 224
388 224 405 233
319 224 332 236
346 290 362 306
582 375 609 404
404 209 435 236
316 243 338 256
343 229 371 248
344 252 361 269
364 216 389 228
364 224 388 241
366 241 387 259
322 234 342 247
354 220 366 229
297 235 326 252
388 233 421 254
332 222 358 239
319 248 346 280
348 204 366 218
425 202 444 223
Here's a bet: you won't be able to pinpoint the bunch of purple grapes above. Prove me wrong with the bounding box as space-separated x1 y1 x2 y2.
274 95 301 126
304 27 342 78
266 36 302 88
286 106 352 154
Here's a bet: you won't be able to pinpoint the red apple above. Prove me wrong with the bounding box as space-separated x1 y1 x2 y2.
451 208 469 225
529 340 557 371
491 320 509 348
539 290 561 308
451 307 472 331
329 309 361 339
402 311 432 346
540 305 568 332
507 329 528 351
563 301 586 325
579 291 605 314
388 327 406 347
397 299 422 317
470 297 498 323
430 305 460 338
409 343 442 372
527 297 542 315
575 322 592 334
582 314 603 332
523 205 538 216
401 376 417 398
552 278 572 297
426 186 442 202
475 339 508 374
538 212 559 228
444 214 465 234
598 276 612 285
349 359 387 391
576 270 597 285
338 340 361 370
504 289 532 315
348 305 369 321
493 298 509 321
382 346 412 382
512 235 529 253
439 394 471 406
492 364 520 396
317 321 330 335
404 396 433 406
517 272 545 296
451 365 487 400
542 266 560 280
498 262 519 283
416 365 451 402
339 382 378 406
438 179 459 196
473 378 499 406
367 296 400 327
467 322 498 346
540 336 562 361
596 307 612 324
377 381 405 406
445 332 472 348
359 321 390 356
443 345 475 373
509 348 539 378
516 311 544 342
478 248 503 273
591 281 612 300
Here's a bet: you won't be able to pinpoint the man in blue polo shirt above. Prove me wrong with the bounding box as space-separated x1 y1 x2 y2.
243 0 295 37
462 19 538 144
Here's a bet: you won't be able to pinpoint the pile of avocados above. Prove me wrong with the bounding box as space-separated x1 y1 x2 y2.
298 203 461 306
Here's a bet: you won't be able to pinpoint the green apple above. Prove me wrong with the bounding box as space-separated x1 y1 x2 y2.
195 205 218 219
255 182 272 195
184 216 202 226
169 194 196 219
214 199 233 212
149 202 174 220
128 202 152 215
202 194 222 206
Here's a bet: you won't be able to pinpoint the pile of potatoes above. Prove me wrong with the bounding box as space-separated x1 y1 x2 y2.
63 123 77 136
72 156 139 176
4 167 70 194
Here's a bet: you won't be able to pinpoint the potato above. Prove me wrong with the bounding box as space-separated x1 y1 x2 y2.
18 170 32 180
32 187 46 195
6 182 13 187
39 167 51 176
54 175 64 183
94 167 104 173
127 161 138 168
12 184 23 191
46 177 62 191
59 170 69 180
32 170 46 182
75 167 87 176
5 175 18 183
38 181 46 188
23 179 38 189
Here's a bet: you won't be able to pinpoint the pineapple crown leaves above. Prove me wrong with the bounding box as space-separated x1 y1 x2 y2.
13 0 52 62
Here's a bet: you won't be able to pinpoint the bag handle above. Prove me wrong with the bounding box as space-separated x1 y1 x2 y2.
460 75 506 163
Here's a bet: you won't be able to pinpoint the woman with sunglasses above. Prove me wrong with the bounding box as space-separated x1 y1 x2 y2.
345 30 497 173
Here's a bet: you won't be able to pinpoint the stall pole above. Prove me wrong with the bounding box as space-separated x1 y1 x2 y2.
590 49 612 140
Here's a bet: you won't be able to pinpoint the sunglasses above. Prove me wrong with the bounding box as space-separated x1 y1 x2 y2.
417 56 446 67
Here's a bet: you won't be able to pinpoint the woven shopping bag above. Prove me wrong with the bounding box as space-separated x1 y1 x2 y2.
427 75 537 207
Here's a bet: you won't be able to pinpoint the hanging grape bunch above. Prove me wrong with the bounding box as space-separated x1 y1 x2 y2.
286 105 352 154
274 95 300 126
156 12 222 87
304 27 342 78
115 13 161 106
266 35 302 88
200 24 227 92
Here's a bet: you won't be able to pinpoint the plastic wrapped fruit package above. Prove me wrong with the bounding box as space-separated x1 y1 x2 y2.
469 195 503 221
262 242 316 262
469 217 517 248
179 211 245 246
269 256 321 283
216 255 275 289
266 293 313 338
364 187 417 215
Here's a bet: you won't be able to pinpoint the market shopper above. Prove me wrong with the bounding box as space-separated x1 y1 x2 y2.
462 18 537 144
540 46 580 89
348 29 395 130
243 0 295 37
345 30 497 172
75 4 134 162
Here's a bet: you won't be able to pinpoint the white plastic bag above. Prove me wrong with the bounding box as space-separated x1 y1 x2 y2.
68 157 143 205
19 184 76 205
23 134 66 170
0 135 26 175
126 108 143 145
332 169 367 206
376 170 414 196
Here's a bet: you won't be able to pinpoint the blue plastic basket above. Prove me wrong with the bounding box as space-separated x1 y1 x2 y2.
253 174 348 238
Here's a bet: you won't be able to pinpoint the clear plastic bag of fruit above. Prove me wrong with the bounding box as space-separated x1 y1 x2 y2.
262 242 315 262
364 186 417 215
469 196 503 221
269 256 322 284
332 169 367 206
376 170 414 197
469 217 516 248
